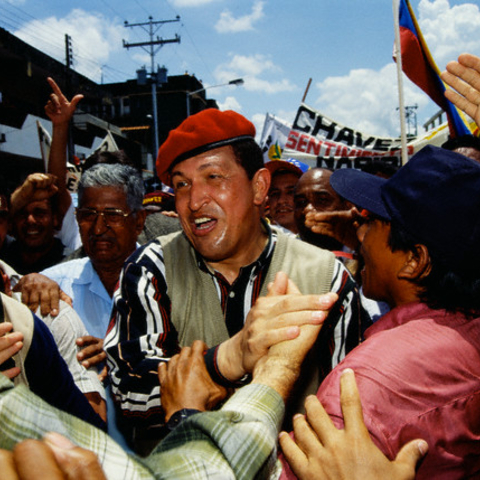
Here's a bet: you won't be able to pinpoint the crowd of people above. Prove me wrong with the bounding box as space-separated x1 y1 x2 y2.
0 52 479 479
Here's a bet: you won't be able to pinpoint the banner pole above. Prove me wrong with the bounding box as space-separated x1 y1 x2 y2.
302 78 312 104
393 0 409 165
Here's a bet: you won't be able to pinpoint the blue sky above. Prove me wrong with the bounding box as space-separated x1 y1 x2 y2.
1 0 479 138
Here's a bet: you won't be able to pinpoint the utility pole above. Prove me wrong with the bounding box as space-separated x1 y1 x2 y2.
405 104 418 138
396 104 418 138
123 16 180 158
65 34 74 164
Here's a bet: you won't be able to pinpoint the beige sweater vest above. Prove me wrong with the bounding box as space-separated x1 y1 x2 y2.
0 292 34 387
160 231 336 348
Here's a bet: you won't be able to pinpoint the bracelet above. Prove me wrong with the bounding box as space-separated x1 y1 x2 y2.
204 345 252 388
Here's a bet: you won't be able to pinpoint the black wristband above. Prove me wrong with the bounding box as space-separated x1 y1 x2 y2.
204 345 252 388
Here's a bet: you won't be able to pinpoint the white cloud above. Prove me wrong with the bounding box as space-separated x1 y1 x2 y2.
14 9 124 82
309 0 480 137
218 95 242 111
215 1 265 33
314 64 429 138
418 0 480 66
215 54 296 95
227 54 278 76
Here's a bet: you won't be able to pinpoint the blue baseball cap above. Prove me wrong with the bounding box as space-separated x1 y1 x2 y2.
330 145 480 273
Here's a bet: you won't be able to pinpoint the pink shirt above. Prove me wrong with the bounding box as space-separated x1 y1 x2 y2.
281 302 480 479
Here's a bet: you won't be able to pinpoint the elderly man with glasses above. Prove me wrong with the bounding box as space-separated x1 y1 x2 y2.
39 163 146 353
34 163 147 449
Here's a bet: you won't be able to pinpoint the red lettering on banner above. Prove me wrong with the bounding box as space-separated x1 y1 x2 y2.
335 145 348 157
285 131 299 150
325 140 336 156
307 137 321 156
297 134 308 152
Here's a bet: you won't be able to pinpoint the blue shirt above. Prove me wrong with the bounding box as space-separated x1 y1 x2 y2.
42 257 112 339
42 257 129 451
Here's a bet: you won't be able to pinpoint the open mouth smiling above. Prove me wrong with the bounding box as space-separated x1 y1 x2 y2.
192 216 217 233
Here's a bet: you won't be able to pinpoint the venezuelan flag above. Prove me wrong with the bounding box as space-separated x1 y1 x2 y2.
398 0 471 137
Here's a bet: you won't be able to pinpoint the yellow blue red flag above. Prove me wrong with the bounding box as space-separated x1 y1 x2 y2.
397 0 471 137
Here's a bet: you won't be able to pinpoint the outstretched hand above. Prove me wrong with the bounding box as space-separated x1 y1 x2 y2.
249 273 338 399
45 77 84 126
216 272 337 384
279 369 428 480
1 432 106 480
158 340 228 421
0 322 23 380
304 207 360 252
76 336 106 369
13 273 72 317
10 173 59 216
441 53 480 127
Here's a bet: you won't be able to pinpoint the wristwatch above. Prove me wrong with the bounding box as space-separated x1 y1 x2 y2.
166 408 200 431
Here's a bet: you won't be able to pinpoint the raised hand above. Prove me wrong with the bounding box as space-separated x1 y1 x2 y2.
45 77 84 126
441 53 480 127
279 369 428 480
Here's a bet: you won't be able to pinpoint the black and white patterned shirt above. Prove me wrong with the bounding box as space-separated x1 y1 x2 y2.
105 227 371 432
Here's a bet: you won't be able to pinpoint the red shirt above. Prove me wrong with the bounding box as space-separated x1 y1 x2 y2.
282 302 480 479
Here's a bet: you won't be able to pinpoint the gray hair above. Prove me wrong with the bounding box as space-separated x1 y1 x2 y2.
78 163 145 211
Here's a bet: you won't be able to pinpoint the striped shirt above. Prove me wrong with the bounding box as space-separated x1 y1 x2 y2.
105 228 371 435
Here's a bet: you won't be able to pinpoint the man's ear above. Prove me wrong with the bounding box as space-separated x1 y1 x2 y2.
398 244 432 281
252 168 271 206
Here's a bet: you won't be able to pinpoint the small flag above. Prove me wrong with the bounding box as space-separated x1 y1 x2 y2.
397 0 471 137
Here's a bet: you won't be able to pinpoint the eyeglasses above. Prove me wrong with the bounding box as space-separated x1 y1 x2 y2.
75 208 134 227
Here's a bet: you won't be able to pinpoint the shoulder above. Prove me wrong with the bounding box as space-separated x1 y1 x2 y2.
37 300 88 338
277 234 335 260
127 232 187 267
42 257 91 279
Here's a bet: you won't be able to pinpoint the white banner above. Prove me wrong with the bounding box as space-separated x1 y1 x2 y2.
93 131 119 155
287 104 411 160
36 120 52 171
259 113 292 163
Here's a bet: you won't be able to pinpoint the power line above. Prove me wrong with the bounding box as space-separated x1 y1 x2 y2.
132 0 152 17
96 0 126 20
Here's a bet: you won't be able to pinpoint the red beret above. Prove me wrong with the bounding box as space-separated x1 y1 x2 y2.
156 109 256 185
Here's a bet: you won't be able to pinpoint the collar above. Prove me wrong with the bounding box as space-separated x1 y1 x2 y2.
195 219 277 277
365 301 471 340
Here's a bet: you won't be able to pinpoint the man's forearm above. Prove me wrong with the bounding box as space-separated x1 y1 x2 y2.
251 357 299 402
49 122 71 221
214 333 246 382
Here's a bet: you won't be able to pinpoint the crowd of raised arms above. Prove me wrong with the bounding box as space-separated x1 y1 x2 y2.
0 53 480 479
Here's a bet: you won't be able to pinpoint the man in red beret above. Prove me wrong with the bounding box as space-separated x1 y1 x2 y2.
104 108 371 453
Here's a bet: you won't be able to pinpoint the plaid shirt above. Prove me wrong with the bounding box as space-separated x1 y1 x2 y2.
0 374 283 479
